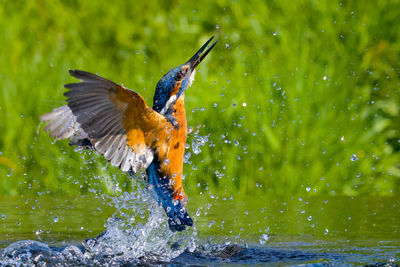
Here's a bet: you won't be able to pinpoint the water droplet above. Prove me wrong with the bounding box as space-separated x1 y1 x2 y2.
190 208 199 220
207 220 215 228
351 154 359 161
214 170 224 179
259 233 269 245
306 187 311 192
53 216 59 223
307 216 312 221
183 152 191 163
273 32 277 36
323 76 327 80
35 229 43 235
191 134 209 155
163 159 170 166
1 214 5 220
324 228 329 235
216 25 220 29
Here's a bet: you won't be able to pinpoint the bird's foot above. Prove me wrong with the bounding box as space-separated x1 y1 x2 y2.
165 114 179 129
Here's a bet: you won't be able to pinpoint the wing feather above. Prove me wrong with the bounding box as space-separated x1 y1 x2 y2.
94 133 116 154
41 69 169 173
104 131 126 160
41 106 77 140
112 143 128 167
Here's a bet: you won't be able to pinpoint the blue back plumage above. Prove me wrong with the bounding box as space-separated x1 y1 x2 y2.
146 157 193 232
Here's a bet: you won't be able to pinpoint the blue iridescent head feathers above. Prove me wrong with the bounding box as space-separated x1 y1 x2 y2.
153 66 181 113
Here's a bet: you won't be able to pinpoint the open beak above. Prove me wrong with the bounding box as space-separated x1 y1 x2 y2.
187 36 218 71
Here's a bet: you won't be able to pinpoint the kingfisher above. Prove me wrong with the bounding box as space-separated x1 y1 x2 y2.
40 36 218 232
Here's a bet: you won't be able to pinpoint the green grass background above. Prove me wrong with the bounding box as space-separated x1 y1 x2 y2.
0 0 399 197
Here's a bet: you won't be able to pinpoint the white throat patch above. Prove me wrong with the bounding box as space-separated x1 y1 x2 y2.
159 70 195 115
160 95 177 115
187 69 196 88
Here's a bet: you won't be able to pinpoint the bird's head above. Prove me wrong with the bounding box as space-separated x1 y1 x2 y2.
153 36 218 114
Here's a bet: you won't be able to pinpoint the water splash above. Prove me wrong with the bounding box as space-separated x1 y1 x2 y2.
83 186 197 264
191 133 209 155
0 239 336 266
0 179 198 265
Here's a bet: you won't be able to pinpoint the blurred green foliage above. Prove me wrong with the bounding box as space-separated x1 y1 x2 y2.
0 0 399 197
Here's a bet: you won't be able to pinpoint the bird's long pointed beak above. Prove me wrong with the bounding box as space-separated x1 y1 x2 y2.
187 36 218 70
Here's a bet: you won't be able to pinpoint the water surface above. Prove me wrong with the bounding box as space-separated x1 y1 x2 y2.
0 193 399 266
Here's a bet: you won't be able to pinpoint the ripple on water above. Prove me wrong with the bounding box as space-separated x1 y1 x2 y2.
1 233 399 266
5 239 396 266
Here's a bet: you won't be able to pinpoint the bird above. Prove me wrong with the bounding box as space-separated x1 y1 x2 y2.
40 36 217 232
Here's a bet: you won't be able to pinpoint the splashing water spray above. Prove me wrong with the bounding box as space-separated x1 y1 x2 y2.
82 175 198 264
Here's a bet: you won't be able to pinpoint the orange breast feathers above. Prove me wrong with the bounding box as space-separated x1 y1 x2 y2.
121 92 188 201
156 96 188 202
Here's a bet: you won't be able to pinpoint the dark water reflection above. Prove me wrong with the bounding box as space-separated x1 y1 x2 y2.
0 194 399 265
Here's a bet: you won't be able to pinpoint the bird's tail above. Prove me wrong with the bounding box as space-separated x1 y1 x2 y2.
146 161 193 232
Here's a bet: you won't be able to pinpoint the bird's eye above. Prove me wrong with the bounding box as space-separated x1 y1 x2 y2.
175 71 183 80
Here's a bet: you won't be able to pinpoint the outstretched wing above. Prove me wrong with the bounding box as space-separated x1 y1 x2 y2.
41 70 171 173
